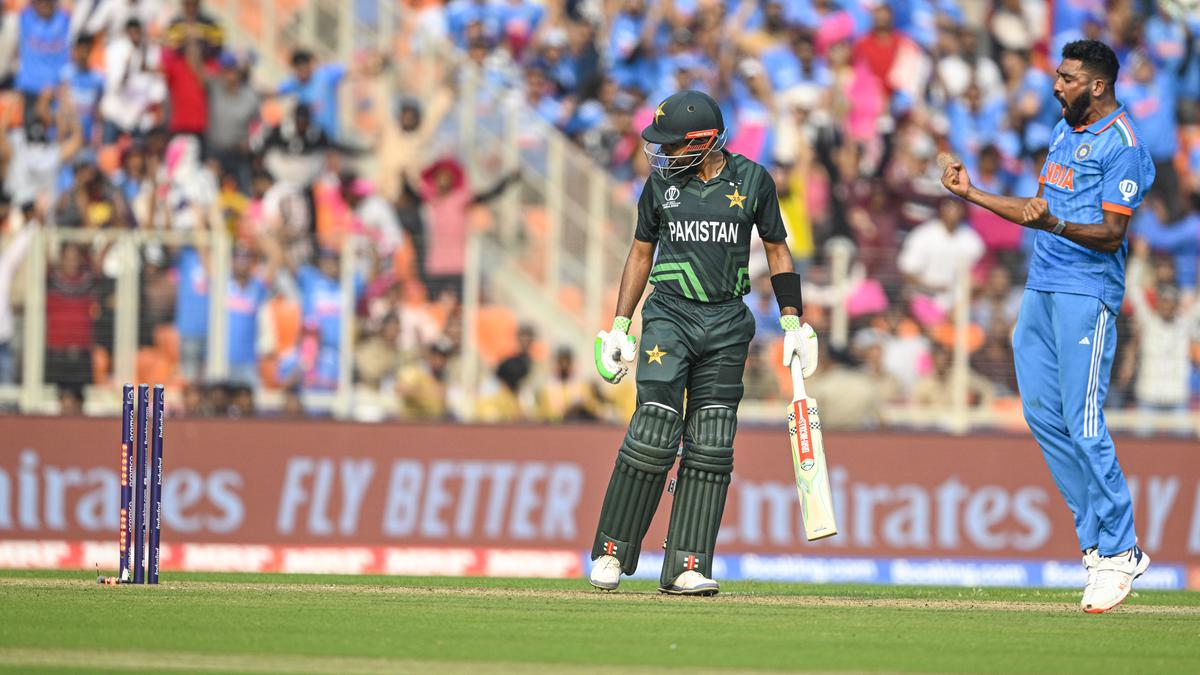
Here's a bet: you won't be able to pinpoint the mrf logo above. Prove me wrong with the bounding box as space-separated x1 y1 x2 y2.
791 401 815 470
1044 161 1075 191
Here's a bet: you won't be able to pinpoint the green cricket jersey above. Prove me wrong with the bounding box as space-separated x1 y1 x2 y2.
635 151 786 303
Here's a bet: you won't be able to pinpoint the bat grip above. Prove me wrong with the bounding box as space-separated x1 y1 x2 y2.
789 357 807 402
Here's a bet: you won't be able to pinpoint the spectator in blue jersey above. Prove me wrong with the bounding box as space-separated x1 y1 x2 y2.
174 241 209 382
1121 50 1187 221
1132 192 1199 290
277 49 348 139
946 84 1010 173
607 0 662 91
523 67 570 128
1000 49 1059 152
58 34 104 147
495 0 544 59
647 35 711 105
1183 14 1200 112
293 248 362 391
445 0 501 49
1141 3 1191 75
531 28 577 96
565 18 601 97
225 244 273 387
761 30 831 94
16 0 70 126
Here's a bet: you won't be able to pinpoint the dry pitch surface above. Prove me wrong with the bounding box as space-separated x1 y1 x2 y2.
1 571 1198 673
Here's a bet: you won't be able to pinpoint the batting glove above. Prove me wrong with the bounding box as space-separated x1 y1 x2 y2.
781 315 818 377
594 316 637 384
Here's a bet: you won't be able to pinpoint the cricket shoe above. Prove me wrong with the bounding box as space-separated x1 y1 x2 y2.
660 570 719 596
1084 546 1150 613
1080 547 1099 610
589 555 622 591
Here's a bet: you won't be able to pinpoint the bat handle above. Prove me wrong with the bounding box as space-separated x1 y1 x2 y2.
789 357 808 402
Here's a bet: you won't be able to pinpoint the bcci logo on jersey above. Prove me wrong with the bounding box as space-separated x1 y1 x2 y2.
663 185 681 209
1119 179 1138 202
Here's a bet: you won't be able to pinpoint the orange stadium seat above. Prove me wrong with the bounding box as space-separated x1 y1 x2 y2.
932 322 985 353
474 305 519 366
990 397 1029 433
270 297 303 353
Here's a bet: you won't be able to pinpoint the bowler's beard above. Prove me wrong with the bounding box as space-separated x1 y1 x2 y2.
1060 90 1092 127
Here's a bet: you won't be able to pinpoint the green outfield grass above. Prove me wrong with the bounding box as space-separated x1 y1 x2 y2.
1 570 1198 673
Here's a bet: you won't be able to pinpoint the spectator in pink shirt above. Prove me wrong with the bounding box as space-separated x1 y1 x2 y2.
407 158 519 300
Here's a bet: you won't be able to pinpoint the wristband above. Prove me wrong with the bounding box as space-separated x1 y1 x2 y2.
780 315 801 331
770 272 804 315
1051 218 1067 235
612 316 631 333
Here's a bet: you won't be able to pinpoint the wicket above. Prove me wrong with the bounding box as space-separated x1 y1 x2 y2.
115 383 166 585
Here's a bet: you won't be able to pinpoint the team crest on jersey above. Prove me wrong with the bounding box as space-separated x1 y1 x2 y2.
1119 179 1138 202
725 187 747 209
663 185 681 209
1074 143 1092 161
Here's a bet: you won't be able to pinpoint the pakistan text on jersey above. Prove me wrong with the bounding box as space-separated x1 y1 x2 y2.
666 221 740 243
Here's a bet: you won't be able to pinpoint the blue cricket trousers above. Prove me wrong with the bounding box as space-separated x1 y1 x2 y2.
1012 289 1136 557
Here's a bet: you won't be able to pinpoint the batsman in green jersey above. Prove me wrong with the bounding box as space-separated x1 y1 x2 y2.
590 90 818 595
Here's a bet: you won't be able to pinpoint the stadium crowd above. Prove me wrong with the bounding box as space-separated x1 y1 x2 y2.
0 0 1197 427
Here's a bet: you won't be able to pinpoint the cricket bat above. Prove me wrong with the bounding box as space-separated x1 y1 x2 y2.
787 359 838 541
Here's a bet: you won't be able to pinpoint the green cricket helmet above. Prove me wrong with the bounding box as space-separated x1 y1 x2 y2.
642 90 728 178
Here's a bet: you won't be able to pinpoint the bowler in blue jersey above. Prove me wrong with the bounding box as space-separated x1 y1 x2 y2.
941 40 1154 614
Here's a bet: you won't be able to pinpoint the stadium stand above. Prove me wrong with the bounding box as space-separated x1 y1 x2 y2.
0 0 1196 434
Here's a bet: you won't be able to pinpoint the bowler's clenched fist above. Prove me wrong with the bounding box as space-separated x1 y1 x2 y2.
1021 198 1055 229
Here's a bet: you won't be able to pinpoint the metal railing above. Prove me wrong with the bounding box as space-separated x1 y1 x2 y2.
8 225 362 417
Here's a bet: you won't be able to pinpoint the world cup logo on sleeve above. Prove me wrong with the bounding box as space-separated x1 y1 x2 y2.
663 185 681 209
1118 180 1138 202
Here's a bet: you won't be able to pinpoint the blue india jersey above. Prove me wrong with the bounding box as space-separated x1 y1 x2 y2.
1026 105 1156 313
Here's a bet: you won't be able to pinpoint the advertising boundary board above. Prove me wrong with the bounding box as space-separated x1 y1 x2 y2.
1 417 1197 588
0 540 1193 589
